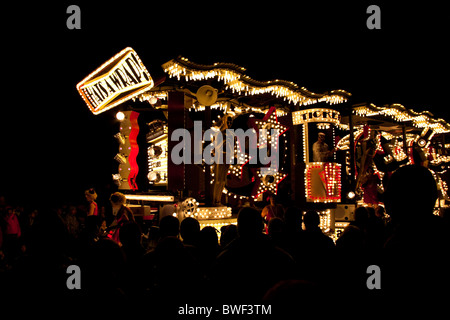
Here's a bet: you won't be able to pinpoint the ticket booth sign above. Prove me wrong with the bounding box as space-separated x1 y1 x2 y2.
305 162 341 202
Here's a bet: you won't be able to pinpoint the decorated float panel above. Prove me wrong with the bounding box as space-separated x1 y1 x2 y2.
76 48 450 236
337 103 450 214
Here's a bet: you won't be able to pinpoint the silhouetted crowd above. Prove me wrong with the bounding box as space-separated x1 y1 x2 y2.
1 165 449 317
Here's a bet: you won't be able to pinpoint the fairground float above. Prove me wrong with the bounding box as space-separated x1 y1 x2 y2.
76 47 450 237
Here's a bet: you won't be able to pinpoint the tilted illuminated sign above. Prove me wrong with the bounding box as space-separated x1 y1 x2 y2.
76 47 154 115
292 108 340 126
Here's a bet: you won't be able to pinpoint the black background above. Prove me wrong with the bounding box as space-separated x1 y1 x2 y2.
2 1 448 206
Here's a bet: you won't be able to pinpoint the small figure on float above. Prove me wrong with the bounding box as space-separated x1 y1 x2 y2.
85 188 98 216
312 132 335 162
210 114 234 206
361 166 381 207
107 192 135 244
261 195 285 233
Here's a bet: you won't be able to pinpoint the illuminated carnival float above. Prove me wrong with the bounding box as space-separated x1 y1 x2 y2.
76 48 450 235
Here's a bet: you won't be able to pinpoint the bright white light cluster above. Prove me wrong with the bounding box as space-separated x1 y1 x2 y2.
162 58 350 106
354 103 450 134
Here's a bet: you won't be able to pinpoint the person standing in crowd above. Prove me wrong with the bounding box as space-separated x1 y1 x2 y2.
85 188 99 216
108 192 134 244
301 210 335 284
261 195 284 232
214 207 295 301
65 206 80 239
361 167 381 207
382 165 450 305
1 206 22 262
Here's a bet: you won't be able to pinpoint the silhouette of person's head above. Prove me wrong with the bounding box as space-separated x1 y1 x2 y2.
384 165 438 223
159 215 180 239
354 206 369 227
375 205 385 218
268 217 284 235
180 217 200 245
85 238 126 288
336 225 364 250
155 236 184 256
85 215 101 234
303 210 320 230
119 222 142 248
284 206 303 233
199 226 219 251
220 224 238 247
237 207 263 238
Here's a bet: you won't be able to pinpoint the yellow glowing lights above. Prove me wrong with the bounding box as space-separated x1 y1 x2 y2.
162 57 350 107
305 162 341 203
292 108 341 126
252 170 288 199
319 210 332 233
147 137 168 186
184 205 233 220
353 103 450 134
77 47 154 115
199 218 238 240
116 111 125 121
124 194 175 202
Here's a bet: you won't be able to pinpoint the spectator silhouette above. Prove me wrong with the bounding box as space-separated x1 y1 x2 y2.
20 208 38 250
199 226 219 255
336 225 365 251
213 207 295 302
263 279 324 317
198 226 220 274
77 211 101 255
158 215 179 240
6 210 70 301
139 236 201 304
219 224 237 250
1 207 21 263
335 223 367 292
120 222 145 264
300 210 335 284
278 207 303 266
336 207 368 251
335 207 372 292
108 192 135 244
140 209 202 305
268 217 286 249
284 206 303 234
382 165 450 305
353 206 369 232
119 222 146 297
180 217 200 247
82 238 126 300
366 206 386 257
64 206 80 239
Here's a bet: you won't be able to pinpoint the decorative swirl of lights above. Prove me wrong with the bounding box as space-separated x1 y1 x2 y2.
162 57 350 106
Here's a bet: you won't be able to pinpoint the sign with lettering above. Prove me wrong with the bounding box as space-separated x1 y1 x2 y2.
306 162 341 202
77 47 154 115
292 108 340 126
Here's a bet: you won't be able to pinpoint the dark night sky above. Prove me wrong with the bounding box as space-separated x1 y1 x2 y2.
2 1 449 206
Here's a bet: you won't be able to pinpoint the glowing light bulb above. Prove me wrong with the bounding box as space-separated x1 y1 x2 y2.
116 111 125 121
